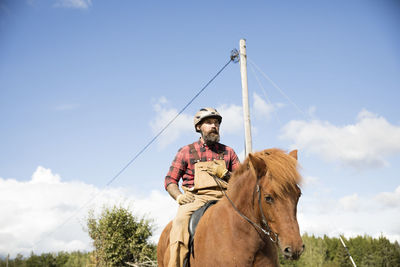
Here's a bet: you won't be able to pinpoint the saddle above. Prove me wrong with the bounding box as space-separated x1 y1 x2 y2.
184 200 218 267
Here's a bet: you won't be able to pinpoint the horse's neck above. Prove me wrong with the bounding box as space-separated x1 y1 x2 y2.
228 170 258 215
218 189 276 263
224 172 265 240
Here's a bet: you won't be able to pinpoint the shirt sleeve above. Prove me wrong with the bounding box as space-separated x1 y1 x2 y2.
226 147 240 172
164 147 188 190
228 148 241 171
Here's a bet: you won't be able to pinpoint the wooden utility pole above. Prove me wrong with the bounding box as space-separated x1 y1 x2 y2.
239 39 252 156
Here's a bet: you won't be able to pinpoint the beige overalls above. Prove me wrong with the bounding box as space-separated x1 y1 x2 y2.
168 145 228 267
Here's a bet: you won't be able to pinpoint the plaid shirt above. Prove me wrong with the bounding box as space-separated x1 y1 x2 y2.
164 139 240 190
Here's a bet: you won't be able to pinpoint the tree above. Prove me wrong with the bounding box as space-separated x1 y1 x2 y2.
63 251 91 267
14 254 26 267
86 205 156 266
374 235 400 267
54 251 70 266
324 235 339 263
25 252 42 267
300 234 327 266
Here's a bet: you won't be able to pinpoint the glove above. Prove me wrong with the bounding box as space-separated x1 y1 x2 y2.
176 192 195 205
206 160 228 179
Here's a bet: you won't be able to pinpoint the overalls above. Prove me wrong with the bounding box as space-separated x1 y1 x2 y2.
168 145 227 267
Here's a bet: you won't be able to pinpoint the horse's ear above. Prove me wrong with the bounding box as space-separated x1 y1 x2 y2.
248 153 267 179
289 149 298 160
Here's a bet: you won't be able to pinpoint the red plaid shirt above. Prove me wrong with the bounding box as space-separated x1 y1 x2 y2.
164 139 240 190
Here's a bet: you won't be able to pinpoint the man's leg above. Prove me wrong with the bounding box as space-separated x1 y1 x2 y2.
168 197 207 267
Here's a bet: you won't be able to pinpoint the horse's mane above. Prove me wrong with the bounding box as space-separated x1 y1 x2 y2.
230 148 301 199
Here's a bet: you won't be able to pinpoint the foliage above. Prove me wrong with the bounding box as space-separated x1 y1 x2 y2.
279 233 400 267
0 251 91 267
2 233 399 266
86 204 156 266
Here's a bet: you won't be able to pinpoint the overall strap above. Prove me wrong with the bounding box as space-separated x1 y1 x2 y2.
188 144 200 163
218 147 225 160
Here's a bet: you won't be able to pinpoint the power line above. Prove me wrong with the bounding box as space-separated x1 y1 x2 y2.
248 58 308 118
248 61 283 126
32 50 238 250
105 54 236 187
249 58 361 260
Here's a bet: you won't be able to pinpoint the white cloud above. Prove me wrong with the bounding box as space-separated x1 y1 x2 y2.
281 109 400 169
31 166 61 183
302 175 320 187
375 186 400 208
299 185 400 243
253 92 273 119
149 97 193 148
2 167 400 257
149 95 287 147
252 92 283 121
339 193 360 212
54 0 92 9
149 98 246 148
216 103 243 135
0 167 176 257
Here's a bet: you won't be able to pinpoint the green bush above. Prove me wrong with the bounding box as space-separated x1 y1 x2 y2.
86 205 156 266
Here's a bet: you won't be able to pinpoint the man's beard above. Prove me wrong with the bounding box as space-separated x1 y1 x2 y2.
202 130 220 145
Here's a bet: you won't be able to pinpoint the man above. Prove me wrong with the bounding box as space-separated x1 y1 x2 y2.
165 107 240 267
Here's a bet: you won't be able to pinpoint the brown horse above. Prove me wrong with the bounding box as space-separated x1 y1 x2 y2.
158 148 304 266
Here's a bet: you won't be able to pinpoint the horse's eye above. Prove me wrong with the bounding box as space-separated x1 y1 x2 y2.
265 195 274 203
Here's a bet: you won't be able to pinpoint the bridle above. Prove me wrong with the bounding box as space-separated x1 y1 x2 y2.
213 176 279 243
256 183 279 243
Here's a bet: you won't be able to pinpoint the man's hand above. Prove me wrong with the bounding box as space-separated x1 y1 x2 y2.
176 192 195 205
206 160 228 179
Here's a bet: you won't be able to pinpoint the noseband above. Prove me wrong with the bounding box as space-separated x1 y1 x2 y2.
213 176 279 243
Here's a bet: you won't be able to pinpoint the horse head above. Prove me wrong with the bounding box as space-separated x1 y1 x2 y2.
247 148 304 260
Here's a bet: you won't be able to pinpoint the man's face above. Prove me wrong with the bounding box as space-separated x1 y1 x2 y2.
197 117 220 145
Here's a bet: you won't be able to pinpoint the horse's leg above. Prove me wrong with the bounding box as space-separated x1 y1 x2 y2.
157 221 172 267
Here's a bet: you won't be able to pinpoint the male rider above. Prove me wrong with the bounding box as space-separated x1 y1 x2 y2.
165 107 240 267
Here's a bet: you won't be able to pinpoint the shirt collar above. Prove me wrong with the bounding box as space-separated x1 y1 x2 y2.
197 138 205 147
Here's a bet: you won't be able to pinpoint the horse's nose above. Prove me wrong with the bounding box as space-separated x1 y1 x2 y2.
283 244 305 260
283 246 293 258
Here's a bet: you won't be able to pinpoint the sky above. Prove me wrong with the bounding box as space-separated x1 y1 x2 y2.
1 0 400 258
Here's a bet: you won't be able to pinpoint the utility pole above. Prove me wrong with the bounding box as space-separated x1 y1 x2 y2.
239 38 252 156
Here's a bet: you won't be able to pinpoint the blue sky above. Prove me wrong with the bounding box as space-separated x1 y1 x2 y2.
1 0 400 257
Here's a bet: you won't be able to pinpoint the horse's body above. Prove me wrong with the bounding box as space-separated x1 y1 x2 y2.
158 149 304 267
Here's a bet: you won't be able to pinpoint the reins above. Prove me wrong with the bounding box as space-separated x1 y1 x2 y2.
212 175 279 243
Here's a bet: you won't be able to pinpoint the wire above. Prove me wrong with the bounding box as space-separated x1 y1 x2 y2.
249 57 361 257
106 57 234 186
248 58 308 118
32 53 237 250
248 61 283 126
